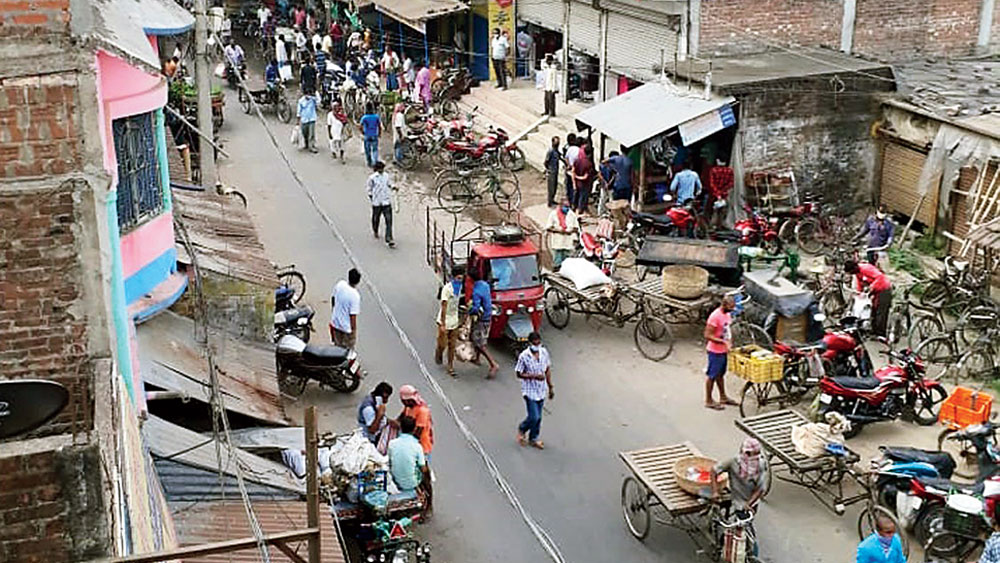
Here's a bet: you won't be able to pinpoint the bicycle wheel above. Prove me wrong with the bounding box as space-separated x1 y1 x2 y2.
436 178 472 214
620 476 650 541
795 217 824 255
858 505 908 558
919 279 950 309
820 289 847 321
634 314 674 361
278 270 307 303
543 287 570 329
910 385 946 425
501 146 526 172
739 381 784 418
403 104 426 132
908 313 945 350
958 348 996 382
731 321 773 349
276 98 292 123
914 336 956 381
396 141 419 170
491 174 522 212
937 428 980 479
958 304 1000 347
437 98 459 118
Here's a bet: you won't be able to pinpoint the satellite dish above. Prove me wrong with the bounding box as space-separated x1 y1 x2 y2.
0 380 69 439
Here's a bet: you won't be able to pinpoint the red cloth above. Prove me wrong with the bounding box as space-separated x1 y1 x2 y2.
556 206 568 230
855 263 891 293
707 166 734 200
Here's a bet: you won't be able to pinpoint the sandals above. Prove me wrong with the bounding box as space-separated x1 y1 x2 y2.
530 441 545 450
721 398 739 406
516 433 527 447
705 402 724 411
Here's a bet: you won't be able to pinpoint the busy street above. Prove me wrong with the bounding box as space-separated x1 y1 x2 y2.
5 1 1000 563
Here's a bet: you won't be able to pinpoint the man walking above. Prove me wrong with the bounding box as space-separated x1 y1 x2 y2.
515 331 553 450
360 103 381 167
327 101 347 162
435 266 464 376
330 268 361 348
856 204 895 264
366 161 395 248
296 90 319 153
704 296 738 410
491 28 509 90
544 136 561 207
469 270 499 378
545 198 578 268
855 514 906 563
541 53 558 117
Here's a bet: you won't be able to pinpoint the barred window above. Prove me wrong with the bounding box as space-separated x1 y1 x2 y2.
113 112 163 232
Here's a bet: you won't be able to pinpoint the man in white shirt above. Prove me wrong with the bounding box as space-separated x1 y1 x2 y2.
330 268 362 348
321 32 333 55
542 53 558 117
563 134 581 203
490 28 509 90
392 103 406 164
545 199 579 268
294 26 308 63
275 34 288 69
327 102 347 162
366 161 396 247
311 31 323 53
257 5 270 32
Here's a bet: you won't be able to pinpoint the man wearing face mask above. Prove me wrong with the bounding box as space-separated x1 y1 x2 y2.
545 198 578 268
435 266 465 376
855 513 905 563
515 332 554 450
855 204 895 264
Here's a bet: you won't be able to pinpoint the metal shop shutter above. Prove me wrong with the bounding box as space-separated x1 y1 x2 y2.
606 12 678 82
568 1 601 57
879 142 936 229
518 0 564 32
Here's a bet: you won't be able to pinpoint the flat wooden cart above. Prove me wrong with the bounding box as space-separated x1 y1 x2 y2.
734 409 909 556
619 442 759 562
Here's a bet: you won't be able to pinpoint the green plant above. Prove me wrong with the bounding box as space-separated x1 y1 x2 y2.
912 233 948 259
889 248 925 278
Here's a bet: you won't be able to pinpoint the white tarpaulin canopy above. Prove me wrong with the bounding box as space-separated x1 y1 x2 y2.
575 82 736 148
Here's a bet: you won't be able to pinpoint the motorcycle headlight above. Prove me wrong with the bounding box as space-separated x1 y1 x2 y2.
297 317 309 325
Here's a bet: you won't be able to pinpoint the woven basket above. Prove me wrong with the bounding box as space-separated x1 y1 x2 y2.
673 455 727 496
661 265 709 299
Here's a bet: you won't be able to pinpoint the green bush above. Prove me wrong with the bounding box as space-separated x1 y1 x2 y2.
889 248 925 278
912 233 948 259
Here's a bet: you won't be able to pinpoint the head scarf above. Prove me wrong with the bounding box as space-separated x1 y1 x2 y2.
737 437 763 481
399 384 426 406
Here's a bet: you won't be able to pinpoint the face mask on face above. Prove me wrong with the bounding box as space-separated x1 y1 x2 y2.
529 344 540 352
561 205 570 213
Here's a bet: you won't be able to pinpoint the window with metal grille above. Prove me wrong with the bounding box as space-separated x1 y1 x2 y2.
113 112 163 232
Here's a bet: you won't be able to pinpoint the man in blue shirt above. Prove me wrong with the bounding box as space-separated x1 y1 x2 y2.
604 151 633 201
296 92 318 153
470 270 498 378
670 162 702 205
855 513 905 563
264 59 279 91
544 136 561 207
856 204 895 264
387 415 428 493
359 104 381 167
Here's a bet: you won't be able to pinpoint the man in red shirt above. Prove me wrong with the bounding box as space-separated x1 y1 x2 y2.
845 259 892 337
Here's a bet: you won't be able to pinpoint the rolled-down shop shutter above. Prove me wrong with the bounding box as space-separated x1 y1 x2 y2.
606 11 678 82
568 0 601 57
518 0 564 32
879 142 936 229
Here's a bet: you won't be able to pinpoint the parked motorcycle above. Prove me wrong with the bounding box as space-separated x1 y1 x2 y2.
577 230 620 276
817 344 947 438
713 205 783 253
770 314 873 380
225 61 246 90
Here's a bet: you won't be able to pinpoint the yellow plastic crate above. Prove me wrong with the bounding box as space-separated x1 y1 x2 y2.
728 345 783 383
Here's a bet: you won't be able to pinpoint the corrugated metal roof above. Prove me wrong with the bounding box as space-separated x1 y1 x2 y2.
968 216 1000 251
575 82 735 147
137 311 288 426
170 500 347 563
357 0 466 33
156 459 301 502
143 415 304 497
226 427 307 453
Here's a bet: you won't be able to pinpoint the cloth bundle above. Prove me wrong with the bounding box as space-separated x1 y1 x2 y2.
791 411 849 458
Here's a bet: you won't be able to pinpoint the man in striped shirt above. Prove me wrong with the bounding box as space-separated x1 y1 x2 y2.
515 332 554 450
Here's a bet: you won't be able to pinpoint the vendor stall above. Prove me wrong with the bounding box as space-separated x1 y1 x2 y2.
574 81 738 213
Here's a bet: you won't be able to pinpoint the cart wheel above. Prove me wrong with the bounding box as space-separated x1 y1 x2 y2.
277 99 292 123
621 476 651 541
634 314 674 361
858 505 908 559
731 321 773 349
795 218 824 255
738 381 783 418
543 287 570 329
924 531 983 561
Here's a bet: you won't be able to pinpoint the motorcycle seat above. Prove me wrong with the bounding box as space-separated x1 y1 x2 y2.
778 340 826 354
916 475 984 496
881 446 956 479
276 306 313 325
831 376 881 390
632 211 673 227
302 345 350 365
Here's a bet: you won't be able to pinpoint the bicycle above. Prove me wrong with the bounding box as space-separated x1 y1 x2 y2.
276 264 306 303
856 466 909 558
916 314 1000 382
919 256 990 315
955 326 1000 383
436 169 521 215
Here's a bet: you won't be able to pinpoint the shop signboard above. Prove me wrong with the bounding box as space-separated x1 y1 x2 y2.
678 104 736 146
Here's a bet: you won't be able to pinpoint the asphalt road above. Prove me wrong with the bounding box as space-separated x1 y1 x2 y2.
217 86 879 563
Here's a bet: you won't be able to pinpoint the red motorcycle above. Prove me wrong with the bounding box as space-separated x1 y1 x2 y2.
577 220 620 276
818 344 947 438
442 126 525 171
714 205 783 253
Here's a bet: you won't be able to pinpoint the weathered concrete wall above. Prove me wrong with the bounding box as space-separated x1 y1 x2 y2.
700 0 989 60
171 272 275 341
723 72 896 211
0 442 110 563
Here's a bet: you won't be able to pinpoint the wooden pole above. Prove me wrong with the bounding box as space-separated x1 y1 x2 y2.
101 528 320 563
305 406 321 563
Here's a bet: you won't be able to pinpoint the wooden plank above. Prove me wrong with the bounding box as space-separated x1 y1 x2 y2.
104 528 320 563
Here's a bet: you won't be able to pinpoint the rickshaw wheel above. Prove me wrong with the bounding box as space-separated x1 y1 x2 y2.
858 505 908 558
621 477 651 541
634 314 674 361
543 288 570 329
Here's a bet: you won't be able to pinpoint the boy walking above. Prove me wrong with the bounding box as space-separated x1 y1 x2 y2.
366 161 395 247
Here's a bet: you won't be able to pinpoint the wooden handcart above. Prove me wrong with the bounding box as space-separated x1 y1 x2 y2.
734 409 910 556
542 271 677 361
619 442 759 562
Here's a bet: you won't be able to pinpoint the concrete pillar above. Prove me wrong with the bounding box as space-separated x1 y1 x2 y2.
979 0 996 52
562 0 570 104
688 0 700 57
840 0 857 54
678 2 689 61
598 8 608 101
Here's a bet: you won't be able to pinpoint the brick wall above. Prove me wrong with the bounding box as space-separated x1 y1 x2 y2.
723 72 895 210
699 0 984 60
0 73 82 179
0 445 109 562
0 0 70 36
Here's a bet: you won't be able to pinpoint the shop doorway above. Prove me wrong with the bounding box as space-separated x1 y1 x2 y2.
472 13 489 80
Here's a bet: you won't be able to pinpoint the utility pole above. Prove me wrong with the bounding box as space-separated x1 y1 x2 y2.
194 0 216 186
305 406 321 563
561 0 570 104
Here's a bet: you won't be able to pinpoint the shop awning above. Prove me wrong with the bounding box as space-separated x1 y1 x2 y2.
357 0 467 34
575 82 736 148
